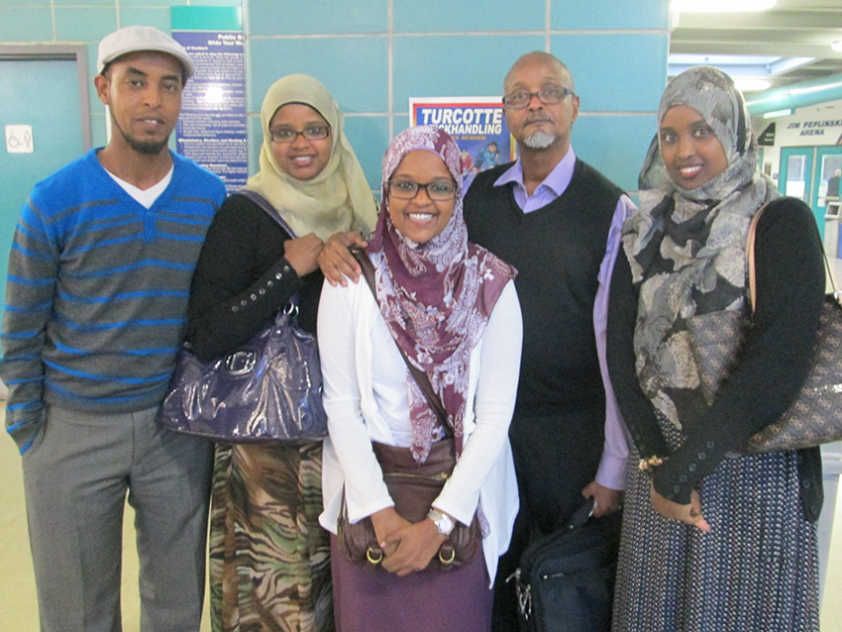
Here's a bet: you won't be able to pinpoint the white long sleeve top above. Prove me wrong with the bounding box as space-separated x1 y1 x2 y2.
317 277 523 586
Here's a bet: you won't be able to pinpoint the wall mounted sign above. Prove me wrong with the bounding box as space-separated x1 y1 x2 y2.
172 6 246 192
5 124 33 154
758 122 775 146
409 97 514 188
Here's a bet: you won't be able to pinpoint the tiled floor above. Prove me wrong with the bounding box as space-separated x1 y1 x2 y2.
0 408 211 630
1 407 840 630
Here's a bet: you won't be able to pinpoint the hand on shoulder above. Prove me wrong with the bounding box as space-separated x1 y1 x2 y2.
318 231 368 286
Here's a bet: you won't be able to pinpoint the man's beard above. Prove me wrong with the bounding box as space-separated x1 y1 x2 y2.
523 130 556 149
112 116 169 155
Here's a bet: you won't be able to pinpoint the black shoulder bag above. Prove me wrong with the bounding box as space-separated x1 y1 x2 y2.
507 498 620 632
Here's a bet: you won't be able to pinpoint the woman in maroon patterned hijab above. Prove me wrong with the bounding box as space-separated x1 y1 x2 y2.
318 126 523 630
367 125 517 462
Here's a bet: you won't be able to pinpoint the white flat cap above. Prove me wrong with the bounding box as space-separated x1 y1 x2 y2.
97 25 194 79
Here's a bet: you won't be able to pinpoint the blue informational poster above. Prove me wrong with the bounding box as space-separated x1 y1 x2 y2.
173 30 247 192
409 97 515 188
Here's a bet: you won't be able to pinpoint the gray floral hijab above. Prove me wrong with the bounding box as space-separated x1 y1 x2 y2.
623 66 779 433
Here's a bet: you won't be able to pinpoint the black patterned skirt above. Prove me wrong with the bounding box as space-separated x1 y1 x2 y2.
612 446 819 631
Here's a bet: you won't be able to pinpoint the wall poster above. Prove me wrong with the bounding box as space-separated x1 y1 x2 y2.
409 97 514 188
173 29 247 192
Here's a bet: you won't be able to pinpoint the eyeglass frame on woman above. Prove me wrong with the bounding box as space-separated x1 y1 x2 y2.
388 177 457 201
502 84 576 110
269 124 330 143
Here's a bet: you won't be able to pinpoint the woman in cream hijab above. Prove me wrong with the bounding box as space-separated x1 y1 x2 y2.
246 73 376 242
187 74 376 632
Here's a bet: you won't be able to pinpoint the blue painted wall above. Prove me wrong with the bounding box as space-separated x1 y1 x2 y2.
1 0 669 192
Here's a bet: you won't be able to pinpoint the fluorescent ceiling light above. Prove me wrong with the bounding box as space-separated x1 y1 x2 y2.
746 93 787 107
788 81 842 96
735 78 771 92
747 79 842 107
667 55 813 85
769 57 814 75
762 108 793 119
669 54 777 66
672 0 776 12
833 40 842 53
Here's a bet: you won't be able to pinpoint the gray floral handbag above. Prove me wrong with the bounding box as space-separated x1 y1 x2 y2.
689 203 842 452
742 203 842 452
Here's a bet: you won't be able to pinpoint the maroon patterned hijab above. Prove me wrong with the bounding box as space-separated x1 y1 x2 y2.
367 125 517 462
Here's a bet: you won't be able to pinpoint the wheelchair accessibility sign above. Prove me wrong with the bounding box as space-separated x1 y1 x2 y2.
5 124 34 154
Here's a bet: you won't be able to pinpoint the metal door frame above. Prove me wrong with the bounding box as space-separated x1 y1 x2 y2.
0 45 92 151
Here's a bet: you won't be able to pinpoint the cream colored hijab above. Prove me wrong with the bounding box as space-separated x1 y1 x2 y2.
244 74 376 240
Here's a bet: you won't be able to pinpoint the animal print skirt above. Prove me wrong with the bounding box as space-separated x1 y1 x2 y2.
208 441 333 632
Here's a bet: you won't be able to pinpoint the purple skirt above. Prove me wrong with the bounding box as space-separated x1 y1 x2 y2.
330 535 492 632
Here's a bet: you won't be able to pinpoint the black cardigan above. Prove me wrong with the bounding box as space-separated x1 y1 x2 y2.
186 193 324 362
607 197 824 519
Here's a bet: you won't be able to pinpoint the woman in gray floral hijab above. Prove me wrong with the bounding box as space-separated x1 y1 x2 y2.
607 67 824 631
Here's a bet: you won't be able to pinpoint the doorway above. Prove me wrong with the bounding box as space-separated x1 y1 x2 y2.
0 46 92 321
814 146 842 210
779 146 814 203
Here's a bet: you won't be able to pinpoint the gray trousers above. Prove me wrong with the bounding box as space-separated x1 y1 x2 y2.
22 405 213 632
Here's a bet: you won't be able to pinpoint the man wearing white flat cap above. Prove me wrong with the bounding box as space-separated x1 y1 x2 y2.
1 25 225 631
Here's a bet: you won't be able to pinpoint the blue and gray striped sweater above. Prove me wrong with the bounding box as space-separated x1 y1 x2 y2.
1 149 226 452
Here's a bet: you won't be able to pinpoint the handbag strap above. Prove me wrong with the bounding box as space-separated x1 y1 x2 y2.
563 497 596 531
350 246 449 425
520 498 596 560
235 189 298 239
235 189 301 311
746 199 840 314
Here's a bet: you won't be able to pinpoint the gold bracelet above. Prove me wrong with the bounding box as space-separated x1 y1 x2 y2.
638 455 666 472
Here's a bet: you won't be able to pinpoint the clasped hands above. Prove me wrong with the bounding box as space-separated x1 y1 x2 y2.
649 481 711 532
369 506 448 576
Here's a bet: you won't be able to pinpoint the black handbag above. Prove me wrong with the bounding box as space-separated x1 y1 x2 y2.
507 500 619 632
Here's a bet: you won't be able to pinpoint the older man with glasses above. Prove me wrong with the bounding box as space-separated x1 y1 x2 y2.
314 49 634 631
462 51 634 631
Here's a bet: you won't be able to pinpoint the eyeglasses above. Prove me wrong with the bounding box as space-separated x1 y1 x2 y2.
269 125 330 143
389 177 456 201
502 84 575 110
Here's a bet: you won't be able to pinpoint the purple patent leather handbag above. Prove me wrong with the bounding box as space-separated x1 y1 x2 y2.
158 303 327 442
157 189 327 443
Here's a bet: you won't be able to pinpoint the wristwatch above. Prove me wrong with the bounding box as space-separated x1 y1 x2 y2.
427 508 455 536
